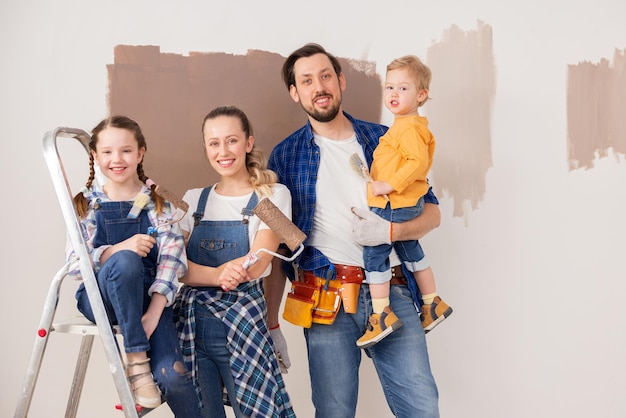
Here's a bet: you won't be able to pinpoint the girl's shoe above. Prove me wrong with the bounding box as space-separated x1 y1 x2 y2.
126 358 162 409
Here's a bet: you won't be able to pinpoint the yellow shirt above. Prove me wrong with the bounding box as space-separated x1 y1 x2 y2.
368 115 435 209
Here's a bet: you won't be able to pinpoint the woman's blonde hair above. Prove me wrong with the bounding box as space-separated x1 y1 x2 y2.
202 106 277 198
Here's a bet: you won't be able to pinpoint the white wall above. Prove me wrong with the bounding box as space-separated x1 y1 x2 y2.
2 1 625 417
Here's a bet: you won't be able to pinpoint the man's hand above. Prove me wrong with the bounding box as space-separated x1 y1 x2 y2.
270 326 291 374
350 207 391 246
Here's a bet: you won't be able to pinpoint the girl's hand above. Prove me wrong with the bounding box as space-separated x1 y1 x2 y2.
117 234 156 257
141 311 160 340
142 294 166 340
218 261 250 291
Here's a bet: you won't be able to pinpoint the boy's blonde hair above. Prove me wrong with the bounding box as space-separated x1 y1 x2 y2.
387 55 432 106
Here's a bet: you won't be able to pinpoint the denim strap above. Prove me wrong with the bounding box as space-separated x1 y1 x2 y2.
192 186 212 226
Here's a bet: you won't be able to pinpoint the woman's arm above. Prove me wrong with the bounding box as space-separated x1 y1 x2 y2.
180 229 280 288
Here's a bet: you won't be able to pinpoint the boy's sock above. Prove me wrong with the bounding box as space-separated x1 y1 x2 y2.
372 297 389 314
421 292 438 305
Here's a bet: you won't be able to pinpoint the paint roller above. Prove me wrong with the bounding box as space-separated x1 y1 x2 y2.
242 198 306 269
145 180 190 237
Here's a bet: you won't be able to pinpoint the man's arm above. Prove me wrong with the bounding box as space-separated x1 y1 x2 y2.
351 202 440 246
264 254 288 329
263 254 291 373
391 202 440 241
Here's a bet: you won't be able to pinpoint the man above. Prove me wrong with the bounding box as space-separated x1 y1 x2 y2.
266 43 440 418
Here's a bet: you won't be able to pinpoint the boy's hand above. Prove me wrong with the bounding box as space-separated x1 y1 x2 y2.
370 180 393 197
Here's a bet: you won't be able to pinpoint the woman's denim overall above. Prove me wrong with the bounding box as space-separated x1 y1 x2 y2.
185 187 257 418
75 200 202 417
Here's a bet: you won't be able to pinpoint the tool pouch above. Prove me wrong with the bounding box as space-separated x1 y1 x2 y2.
283 281 319 328
311 279 342 325
340 277 361 314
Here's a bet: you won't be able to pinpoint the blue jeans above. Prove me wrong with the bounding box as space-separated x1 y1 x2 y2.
193 303 245 418
365 198 428 284
304 283 439 418
76 251 202 417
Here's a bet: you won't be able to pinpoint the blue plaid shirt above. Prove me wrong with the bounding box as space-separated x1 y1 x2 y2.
268 112 439 285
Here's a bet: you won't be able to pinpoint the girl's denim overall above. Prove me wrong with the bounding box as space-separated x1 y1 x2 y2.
75 200 202 417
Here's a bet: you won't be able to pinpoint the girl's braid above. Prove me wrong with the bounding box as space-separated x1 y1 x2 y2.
73 153 97 218
138 163 164 215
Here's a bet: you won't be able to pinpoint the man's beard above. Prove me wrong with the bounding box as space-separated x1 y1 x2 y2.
302 94 342 123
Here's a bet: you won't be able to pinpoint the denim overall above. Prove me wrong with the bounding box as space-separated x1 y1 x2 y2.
187 187 257 271
182 187 294 418
75 200 202 417
187 187 255 418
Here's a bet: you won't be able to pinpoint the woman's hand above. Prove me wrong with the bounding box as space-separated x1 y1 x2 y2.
218 261 250 291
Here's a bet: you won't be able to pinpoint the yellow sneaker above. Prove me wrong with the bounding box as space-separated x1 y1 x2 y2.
356 306 403 349
421 296 453 333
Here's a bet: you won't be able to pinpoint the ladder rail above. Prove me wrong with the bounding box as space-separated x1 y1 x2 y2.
15 128 139 417
43 127 138 417
14 263 70 417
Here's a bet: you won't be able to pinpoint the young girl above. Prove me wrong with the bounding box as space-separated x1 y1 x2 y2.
66 116 202 416
174 106 295 418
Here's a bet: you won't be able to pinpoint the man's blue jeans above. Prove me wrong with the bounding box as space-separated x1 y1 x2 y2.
76 251 202 417
304 282 439 418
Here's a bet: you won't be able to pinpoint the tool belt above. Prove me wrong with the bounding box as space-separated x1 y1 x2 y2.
282 264 407 328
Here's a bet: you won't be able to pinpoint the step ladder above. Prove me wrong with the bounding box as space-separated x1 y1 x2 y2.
14 127 155 418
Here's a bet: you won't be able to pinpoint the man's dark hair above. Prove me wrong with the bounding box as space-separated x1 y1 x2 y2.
281 43 343 90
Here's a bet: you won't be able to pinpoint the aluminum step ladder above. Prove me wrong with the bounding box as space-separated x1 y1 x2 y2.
14 127 156 418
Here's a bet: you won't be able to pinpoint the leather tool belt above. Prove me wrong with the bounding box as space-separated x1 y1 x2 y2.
282 264 408 328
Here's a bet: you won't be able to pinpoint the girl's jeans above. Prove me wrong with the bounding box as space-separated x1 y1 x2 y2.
76 250 202 417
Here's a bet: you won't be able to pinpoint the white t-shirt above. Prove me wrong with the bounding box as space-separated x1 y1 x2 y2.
309 133 400 268
180 183 292 278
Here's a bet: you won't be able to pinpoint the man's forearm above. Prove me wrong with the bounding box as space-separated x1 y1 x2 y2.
264 256 287 329
391 203 440 241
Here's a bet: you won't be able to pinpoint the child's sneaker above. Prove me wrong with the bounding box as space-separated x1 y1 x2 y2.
421 296 453 333
356 306 403 349
126 358 162 409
